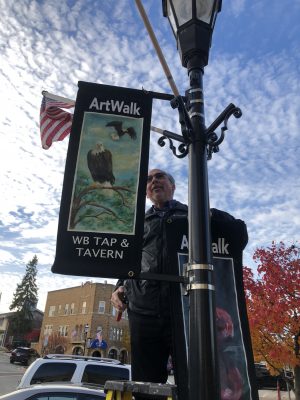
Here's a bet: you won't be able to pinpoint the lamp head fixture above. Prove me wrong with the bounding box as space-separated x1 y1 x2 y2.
162 0 222 68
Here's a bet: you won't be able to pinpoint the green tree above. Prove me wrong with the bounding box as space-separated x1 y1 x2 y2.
9 255 39 338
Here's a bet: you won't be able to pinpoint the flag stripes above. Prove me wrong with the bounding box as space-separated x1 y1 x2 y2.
39 90 168 150
40 94 74 149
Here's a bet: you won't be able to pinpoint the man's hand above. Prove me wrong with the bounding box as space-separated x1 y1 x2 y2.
111 286 128 313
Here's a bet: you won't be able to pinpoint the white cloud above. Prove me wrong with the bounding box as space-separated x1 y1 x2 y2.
0 0 299 313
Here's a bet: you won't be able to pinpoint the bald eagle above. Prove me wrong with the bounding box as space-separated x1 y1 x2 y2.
87 143 115 186
106 121 137 141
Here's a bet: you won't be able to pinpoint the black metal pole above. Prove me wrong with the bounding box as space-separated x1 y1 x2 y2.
186 55 220 400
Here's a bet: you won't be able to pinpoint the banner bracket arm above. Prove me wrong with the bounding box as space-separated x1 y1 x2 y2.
137 272 187 284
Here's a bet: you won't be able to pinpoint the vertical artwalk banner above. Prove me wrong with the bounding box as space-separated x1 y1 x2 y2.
166 214 259 400
52 81 153 279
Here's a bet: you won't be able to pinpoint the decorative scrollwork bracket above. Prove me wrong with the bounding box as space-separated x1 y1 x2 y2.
158 135 189 158
157 101 242 160
157 95 193 159
206 104 242 160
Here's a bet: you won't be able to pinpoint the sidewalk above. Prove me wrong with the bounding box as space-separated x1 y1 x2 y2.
259 389 295 399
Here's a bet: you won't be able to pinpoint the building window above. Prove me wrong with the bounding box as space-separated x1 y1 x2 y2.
48 306 56 317
112 307 117 317
110 327 122 341
71 326 78 339
58 325 69 337
112 308 127 319
64 304 69 315
81 301 87 314
98 301 105 314
70 303 75 314
58 304 62 314
44 325 53 335
109 327 113 340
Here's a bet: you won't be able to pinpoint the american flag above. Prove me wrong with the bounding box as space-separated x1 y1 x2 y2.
40 93 74 150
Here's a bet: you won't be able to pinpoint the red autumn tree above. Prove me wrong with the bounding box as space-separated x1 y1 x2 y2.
243 242 300 399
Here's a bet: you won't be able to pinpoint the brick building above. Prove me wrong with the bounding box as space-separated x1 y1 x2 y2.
0 309 43 349
37 281 130 363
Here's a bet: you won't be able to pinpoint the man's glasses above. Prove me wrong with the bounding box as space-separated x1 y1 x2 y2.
146 172 166 183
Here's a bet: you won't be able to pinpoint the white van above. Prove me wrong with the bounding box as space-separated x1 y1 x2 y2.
18 354 131 390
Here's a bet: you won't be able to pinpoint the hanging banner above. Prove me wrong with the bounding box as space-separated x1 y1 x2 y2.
52 81 153 279
166 215 259 400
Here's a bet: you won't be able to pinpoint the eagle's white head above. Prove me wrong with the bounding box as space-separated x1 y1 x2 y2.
93 142 105 154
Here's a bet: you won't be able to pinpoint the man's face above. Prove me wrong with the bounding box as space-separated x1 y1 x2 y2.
146 169 175 207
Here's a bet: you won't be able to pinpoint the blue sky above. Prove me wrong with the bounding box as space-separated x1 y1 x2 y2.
0 0 299 313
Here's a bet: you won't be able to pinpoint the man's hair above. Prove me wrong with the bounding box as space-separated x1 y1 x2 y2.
164 171 175 185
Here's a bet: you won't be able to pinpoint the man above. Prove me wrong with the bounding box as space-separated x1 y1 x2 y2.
111 168 241 386
111 168 185 385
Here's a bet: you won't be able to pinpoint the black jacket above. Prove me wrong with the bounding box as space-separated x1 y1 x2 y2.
115 201 242 317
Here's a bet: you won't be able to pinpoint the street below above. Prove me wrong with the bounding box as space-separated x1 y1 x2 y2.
0 351 296 399
0 351 26 395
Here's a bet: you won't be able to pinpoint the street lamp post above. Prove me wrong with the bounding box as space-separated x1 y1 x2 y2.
161 1 241 399
83 323 89 356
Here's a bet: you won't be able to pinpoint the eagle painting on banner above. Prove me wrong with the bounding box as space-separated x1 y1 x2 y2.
52 81 153 279
69 112 142 234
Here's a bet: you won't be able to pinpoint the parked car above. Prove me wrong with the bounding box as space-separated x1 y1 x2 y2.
17 354 131 390
255 363 294 390
0 384 106 400
10 347 40 366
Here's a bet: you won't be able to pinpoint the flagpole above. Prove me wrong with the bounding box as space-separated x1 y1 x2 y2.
135 0 180 98
42 90 172 137
42 91 75 106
